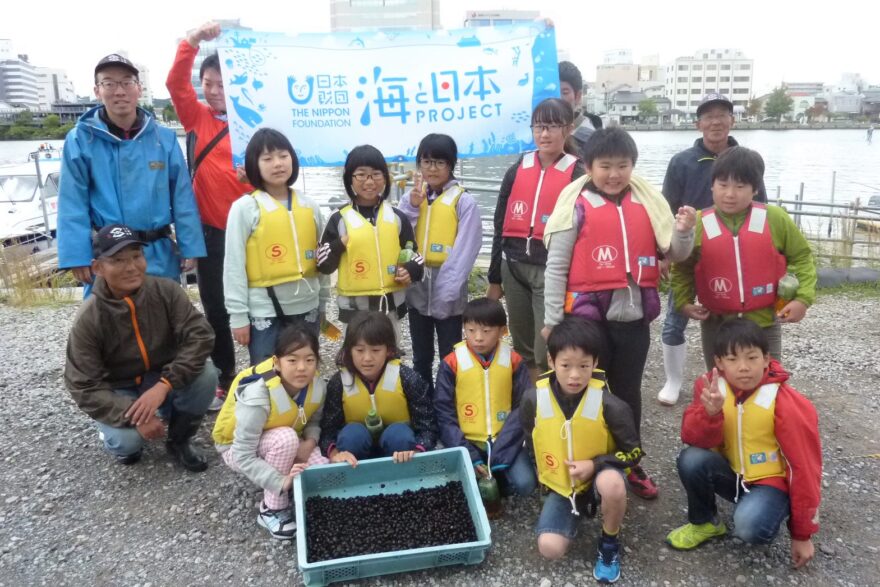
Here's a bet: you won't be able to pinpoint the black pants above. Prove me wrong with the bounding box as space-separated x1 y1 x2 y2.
594 319 651 435
197 224 236 389
407 308 463 395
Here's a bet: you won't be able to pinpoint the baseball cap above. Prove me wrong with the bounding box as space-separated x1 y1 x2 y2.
94 54 139 78
696 93 733 117
93 224 146 258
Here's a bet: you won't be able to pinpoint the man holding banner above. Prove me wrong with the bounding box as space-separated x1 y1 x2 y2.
167 21 253 408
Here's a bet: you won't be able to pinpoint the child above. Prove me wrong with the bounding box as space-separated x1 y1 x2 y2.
224 128 328 365
521 317 643 583
319 311 436 464
317 144 425 335
671 146 816 370
542 127 697 499
434 298 537 496
212 322 330 540
487 98 585 376
666 318 820 570
397 134 482 394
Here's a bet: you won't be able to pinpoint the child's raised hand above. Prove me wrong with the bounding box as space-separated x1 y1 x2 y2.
675 206 697 232
682 303 710 321
777 300 808 323
409 172 426 208
393 450 415 464
564 459 595 483
331 450 358 468
699 367 724 416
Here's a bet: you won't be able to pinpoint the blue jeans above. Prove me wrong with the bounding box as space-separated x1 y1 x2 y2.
407 309 462 395
336 422 417 460
676 446 790 544
661 291 689 346
495 449 538 497
248 311 319 365
95 362 218 457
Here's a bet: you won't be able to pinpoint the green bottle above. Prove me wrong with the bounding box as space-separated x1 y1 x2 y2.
775 273 800 314
365 408 384 441
477 475 503 519
397 240 415 267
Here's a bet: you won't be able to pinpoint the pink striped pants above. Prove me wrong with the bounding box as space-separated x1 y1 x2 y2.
223 427 329 510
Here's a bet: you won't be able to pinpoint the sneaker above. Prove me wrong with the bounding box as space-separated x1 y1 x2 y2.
626 465 658 500
666 520 727 550
257 504 297 540
207 387 226 412
115 450 142 465
593 538 621 583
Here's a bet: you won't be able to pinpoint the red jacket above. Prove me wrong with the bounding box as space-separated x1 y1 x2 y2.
681 360 821 540
166 40 253 230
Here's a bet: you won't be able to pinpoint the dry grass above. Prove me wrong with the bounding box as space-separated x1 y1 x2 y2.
0 243 77 306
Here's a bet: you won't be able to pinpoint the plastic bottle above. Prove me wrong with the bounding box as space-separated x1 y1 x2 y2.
774 273 800 314
477 475 503 519
365 409 384 441
397 240 415 268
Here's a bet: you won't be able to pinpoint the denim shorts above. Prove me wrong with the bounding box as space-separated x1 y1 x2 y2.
535 469 625 539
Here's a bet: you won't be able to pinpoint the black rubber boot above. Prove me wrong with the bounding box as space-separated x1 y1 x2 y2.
166 411 208 472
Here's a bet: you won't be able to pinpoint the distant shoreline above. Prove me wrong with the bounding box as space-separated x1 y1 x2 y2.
619 122 875 132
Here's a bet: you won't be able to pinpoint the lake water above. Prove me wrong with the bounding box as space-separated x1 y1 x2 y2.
4 128 879 237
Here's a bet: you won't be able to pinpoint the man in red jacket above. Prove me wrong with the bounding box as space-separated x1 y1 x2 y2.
167 21 253 408
666 318 820 569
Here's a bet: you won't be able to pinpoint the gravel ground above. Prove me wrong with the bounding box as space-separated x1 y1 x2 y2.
0 291 878 587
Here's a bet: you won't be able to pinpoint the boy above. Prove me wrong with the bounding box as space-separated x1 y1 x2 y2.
521 317 642 584
542 127 696 498
666 318 820 569
434 298 537 496
671 146 816 369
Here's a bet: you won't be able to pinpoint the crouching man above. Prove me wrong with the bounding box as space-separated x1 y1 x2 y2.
65 224 218 471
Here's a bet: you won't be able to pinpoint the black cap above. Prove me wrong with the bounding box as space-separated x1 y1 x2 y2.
696 93 734 117
93 224 146 258
94 54 139 78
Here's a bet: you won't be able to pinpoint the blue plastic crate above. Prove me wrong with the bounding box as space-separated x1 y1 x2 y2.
294 446 492 586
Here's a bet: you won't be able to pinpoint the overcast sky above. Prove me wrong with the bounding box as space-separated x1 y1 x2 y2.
3 0 877 99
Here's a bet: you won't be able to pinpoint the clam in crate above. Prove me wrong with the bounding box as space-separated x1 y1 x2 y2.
294 447 492 586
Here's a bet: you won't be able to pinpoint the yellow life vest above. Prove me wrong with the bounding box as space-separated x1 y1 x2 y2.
533 373 615 506
719 378 786 482
415 185 464 267
341 359 411 425
211 357 326 445
453 341 513 445
244 190 319 288
336 203 404 297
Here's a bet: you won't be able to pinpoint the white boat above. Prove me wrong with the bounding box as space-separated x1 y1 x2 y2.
0 149 62 245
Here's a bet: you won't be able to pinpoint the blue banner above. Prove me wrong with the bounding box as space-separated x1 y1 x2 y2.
218 24 559 167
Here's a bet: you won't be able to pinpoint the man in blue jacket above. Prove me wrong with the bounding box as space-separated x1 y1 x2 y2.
58 54 205 287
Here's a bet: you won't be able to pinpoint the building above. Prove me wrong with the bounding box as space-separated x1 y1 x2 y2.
596 64 640 95
331 0 440 31
606 90 670 124
463 9 539 27
0 40 40 109
35 67 76 109
665 49 754 117
183 19 252 102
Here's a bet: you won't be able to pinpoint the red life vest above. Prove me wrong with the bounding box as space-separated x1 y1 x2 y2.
566 189 660 294
501 151 579 244
695 204 787 314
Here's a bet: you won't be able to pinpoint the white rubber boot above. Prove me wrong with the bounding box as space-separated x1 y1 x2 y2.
657 342 687 406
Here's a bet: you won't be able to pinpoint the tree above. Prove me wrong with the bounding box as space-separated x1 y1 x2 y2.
805 103 828 123
638 98 658 121
746 96 763 119
43 114 61 129
15 110 33 125
764 87 794 121
162 103 178 123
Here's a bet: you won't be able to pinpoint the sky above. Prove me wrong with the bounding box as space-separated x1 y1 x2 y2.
2 0 878 100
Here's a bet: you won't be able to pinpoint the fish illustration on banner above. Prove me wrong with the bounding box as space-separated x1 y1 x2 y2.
218 24 560 167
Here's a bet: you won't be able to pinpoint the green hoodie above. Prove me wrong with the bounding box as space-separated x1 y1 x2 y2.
671 204 816 327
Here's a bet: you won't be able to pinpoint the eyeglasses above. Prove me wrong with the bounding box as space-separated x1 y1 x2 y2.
97 80 139 91
530 124 565 134
419 159 449 170
352 171 385 182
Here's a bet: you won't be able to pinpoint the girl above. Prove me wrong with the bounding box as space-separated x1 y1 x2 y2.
397 134 482 393
212 322 329 540
223 127 328 366
319 311 436 464
317 145 424 336
487 98 584 377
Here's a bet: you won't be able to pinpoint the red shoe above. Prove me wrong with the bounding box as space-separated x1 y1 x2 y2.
626 465 659 500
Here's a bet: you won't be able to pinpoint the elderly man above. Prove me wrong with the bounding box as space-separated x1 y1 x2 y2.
57 54 205 290
657 93 767 406
65 224 217 471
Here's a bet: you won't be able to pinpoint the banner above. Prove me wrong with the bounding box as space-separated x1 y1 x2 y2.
218 24 559 167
